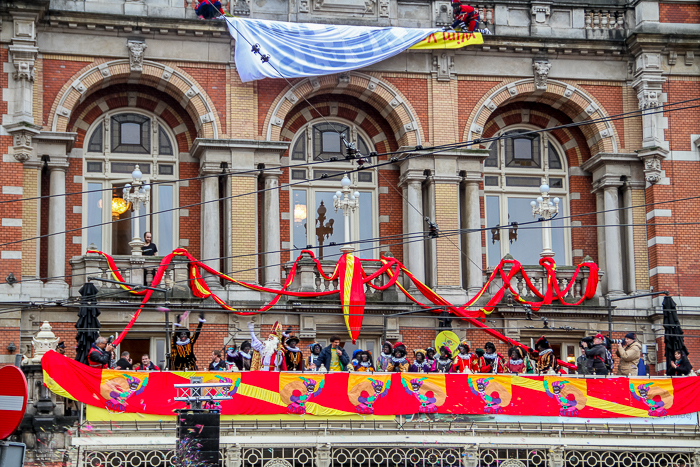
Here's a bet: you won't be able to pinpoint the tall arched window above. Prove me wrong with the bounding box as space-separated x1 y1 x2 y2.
289 119 378 260
484 127 570 266
82 110 179 255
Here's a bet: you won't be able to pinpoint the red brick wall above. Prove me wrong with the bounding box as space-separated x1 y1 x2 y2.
192 323 228 369
664 80 700 151
458 80 506 140
581 84 625 150
178 65 227 135
384 76 430 143
179 162 201 257
42 59 92 127
659 3 700 23
258 79 290 137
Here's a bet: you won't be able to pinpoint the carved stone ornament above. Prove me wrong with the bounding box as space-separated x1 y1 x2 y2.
531 4 550 23
500 461 527 467
233 0 251 16
263 461 293 467
532 60 551 90
127 40 147 72
4 122 41 163
31 321 60 364
13 60 34 82
433 52 455 82
639 89 660 109
299 0 309 13
642 155 663 184
378 0 389 17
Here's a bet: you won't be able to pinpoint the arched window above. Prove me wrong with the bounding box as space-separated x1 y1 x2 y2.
484 127 570 266
83 110 179 255
289 119 377 260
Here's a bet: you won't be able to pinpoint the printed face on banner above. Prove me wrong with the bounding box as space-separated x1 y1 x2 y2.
100 371 149 413
348 374 391 415
629 379 674 417
400 374 447 414
543 376 588 417
467 375 512 414
279 373 326 415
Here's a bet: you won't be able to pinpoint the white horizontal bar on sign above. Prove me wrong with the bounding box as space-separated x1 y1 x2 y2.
0 395 24 411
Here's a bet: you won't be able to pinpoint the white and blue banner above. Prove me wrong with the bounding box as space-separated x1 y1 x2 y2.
227 17 439 82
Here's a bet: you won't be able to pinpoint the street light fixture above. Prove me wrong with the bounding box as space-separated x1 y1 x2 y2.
122 164 151 255
333 173 360 254
530 178 559 258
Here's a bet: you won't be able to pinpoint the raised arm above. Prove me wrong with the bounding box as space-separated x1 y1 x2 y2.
247 322 264 352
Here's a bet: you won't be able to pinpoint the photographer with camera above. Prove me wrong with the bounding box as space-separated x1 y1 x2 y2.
616 332 642 376
88 336 114 369
581 334 608 375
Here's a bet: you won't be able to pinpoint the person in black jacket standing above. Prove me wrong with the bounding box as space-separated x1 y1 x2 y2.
316 336 350 371
582 334 608 375
668 350 693 376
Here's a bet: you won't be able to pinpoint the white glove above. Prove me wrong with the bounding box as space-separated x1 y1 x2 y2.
247 322 255 331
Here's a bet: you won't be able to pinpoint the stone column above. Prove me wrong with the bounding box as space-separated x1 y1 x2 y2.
595 190 608 295
405 179 425 284
463 178 482 294
47 158 69 285
621 184 637 294
200 164 221 288
603 184 624 295
262 170 282 289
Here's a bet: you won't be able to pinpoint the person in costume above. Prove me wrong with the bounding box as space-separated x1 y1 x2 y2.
282 332 304 371
386 343 410 372
287 377 324 415
409 349 432 373
317 335 350 371
356 378 390 415
432 345 454 373
307 342 322 370
56 341 66 356
248 321 286 371
88 336 114 369
483 342 507 373
445 0 492 34
227 341 252 371
170 313 205 371
354 350 375 372
375 341 393 371
425 347 437 369
195 0 224 19
532 335 558 374
401 377 438 416
351 349 362 370
452 341 479 373
468 377 503 414
506 346 533 374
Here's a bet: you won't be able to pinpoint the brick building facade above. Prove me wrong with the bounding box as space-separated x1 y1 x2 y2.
1 0 700 464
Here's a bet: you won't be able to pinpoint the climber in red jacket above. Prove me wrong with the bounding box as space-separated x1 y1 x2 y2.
446 0 492 34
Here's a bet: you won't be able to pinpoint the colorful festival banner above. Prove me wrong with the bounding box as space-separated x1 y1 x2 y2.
409 31 484 50
42 351 700 419
86 248 598 369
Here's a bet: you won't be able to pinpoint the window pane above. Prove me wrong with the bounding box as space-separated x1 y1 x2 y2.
549 177 564 189
86 161 103 173
507 197 542 265
121 123 141 145
486 196 500 267
87 183 102 249
88 123 103 153
322 131 341 153
158 185 174 255
313 170 344 180
548 142 562 170
506 176 541 187
358 192 373 255
358 137 370 157
291 169 306 180
358 172 372 183
506 133 540 168
485 143 499 167
513 138 531 160
158 164 174 176
292 190 307 260
314 191 345 260
292 132 305 161
159 126 174 155
111 162 151 174
484 176 499 187
111 114 150 154
551 214 566 264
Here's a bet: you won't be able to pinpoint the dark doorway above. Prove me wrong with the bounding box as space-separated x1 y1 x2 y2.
120 339 150 363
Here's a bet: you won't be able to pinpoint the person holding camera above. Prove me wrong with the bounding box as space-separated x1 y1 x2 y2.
616 332 641 376
581 334 608 375
88 336 114 369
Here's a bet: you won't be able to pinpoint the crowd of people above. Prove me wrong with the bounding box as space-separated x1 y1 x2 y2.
84 324 693 376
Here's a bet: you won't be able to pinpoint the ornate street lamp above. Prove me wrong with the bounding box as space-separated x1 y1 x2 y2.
122 164 151 255
530 178 559 258
333 174 360 254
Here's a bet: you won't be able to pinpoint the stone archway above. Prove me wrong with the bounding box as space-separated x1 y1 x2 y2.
262 71 424 147
464 79 620 157
48 59 221 138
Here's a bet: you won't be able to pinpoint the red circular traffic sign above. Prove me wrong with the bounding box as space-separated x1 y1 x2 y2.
0 366 28 440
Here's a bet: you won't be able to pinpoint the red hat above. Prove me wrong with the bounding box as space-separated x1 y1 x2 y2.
393 341 405 349
451 0 461 3
594 333 605 340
